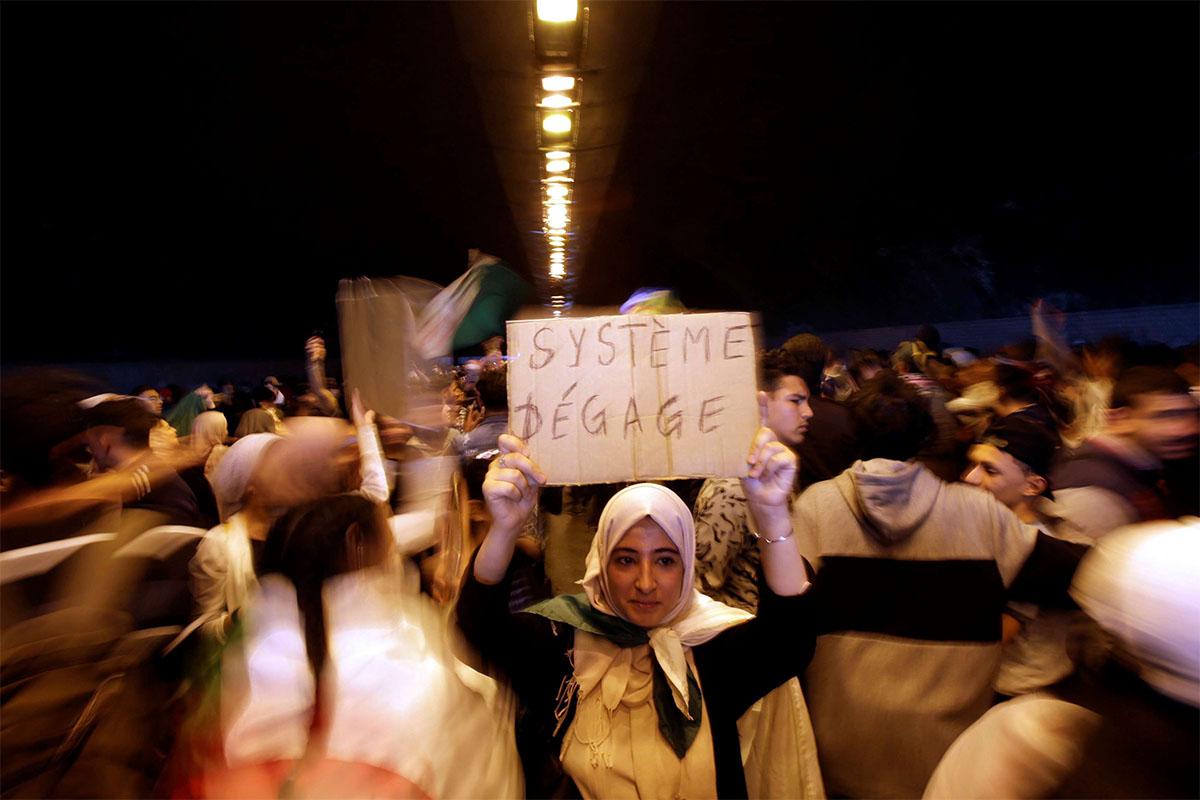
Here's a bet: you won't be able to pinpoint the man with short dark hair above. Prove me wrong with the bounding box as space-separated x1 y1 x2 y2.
782 334 860 489
793 373 1086 798
692 347 813 612
1052 365 1199 537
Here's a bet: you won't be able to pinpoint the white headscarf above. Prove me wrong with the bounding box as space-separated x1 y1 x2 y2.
579 483 752 717
191 411 228 453
211 433 281 522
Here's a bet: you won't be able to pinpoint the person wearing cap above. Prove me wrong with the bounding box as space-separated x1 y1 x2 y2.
84 396 203 528
792 373 1088 799
963 415 1092 697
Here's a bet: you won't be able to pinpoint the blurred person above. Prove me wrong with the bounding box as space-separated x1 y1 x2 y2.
214 378 253 434
892 340 961 480
962 414 1091 697
783 334 861 490
1052 365 1199 537
945 379 1000 443
264 375 286 407
457 430 822 799
454 367 508 460
1 379 208 797
190 495 523 799
176 410 229 529
85 396 203 527
993 357 1061 434
191 393 387 643
820 352 856 402
693 348 814 612
234 385 285 437
303 335 340 416
132 384 164 416
167 385 216 437
924 517 1199 799
794 373 1087 798
133 383 181 457
846 348 885 390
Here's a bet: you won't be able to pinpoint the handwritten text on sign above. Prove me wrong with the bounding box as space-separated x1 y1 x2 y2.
506 312 760 485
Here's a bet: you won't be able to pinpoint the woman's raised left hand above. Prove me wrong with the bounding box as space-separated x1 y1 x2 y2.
742 426 797 531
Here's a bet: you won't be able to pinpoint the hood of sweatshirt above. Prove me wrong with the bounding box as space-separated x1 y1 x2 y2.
834 459 941 546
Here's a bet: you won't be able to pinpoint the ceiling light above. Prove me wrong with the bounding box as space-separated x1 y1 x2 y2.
545 150 570 160
542 75 576 92
540 94 573 109
550 265 566 278
548 236 566 246
536 0 578 23
546 184 569 199
542 113 572 134
546 159 570 173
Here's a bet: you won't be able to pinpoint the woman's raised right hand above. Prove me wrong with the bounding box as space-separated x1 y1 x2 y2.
483 434 547 535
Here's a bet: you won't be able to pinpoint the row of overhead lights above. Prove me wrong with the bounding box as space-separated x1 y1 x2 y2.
534 0 584 311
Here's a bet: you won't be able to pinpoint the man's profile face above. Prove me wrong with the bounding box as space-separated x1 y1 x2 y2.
1121 392 1199 461
762 375 814 447
138 389 163 416
962 443 1032 509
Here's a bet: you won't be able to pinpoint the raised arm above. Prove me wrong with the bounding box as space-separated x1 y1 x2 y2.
742 426 810 597
473 434 547 584
349 389 389 505
304 336 340 417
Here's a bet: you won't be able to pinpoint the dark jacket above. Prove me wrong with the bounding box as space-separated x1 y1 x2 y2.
1052 440 1171 522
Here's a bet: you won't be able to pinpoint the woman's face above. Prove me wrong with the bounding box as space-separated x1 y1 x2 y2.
605 516 684 628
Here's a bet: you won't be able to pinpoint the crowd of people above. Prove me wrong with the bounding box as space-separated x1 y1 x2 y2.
0 301 1197 799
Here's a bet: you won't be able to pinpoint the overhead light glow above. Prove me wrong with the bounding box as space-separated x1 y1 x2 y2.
545 150 571 160
542 113 572 134
546 184 569 199
542 75 576 92
536 0 578 23
547 227 567 235
550 265 566 278
542 175 573 183
546 159 570 173
540 94 573 109
548 236 566 246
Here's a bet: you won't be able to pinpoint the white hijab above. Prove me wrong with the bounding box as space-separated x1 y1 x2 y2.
579 483 752 717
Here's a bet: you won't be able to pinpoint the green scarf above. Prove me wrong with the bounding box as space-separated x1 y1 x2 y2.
523 593 703 758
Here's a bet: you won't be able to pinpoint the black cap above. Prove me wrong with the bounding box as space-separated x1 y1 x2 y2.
980 414 1059 495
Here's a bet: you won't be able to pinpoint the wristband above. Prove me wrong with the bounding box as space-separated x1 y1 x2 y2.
751 528 793 545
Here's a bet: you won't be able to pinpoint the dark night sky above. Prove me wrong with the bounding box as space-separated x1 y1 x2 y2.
3 2 1197 363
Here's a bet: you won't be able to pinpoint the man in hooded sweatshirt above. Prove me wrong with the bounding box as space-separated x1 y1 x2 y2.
792 373 1087 799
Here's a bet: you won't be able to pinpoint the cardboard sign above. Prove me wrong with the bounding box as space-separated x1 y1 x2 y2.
506 312 760 485
336 277 413 421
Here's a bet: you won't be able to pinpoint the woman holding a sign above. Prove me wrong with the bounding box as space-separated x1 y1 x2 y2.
457 428 819 799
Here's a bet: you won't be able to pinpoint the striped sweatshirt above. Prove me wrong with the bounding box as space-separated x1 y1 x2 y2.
793 459 1085 798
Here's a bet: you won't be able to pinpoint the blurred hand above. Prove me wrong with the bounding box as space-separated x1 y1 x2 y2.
482 434 546 536
306 336 327 362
